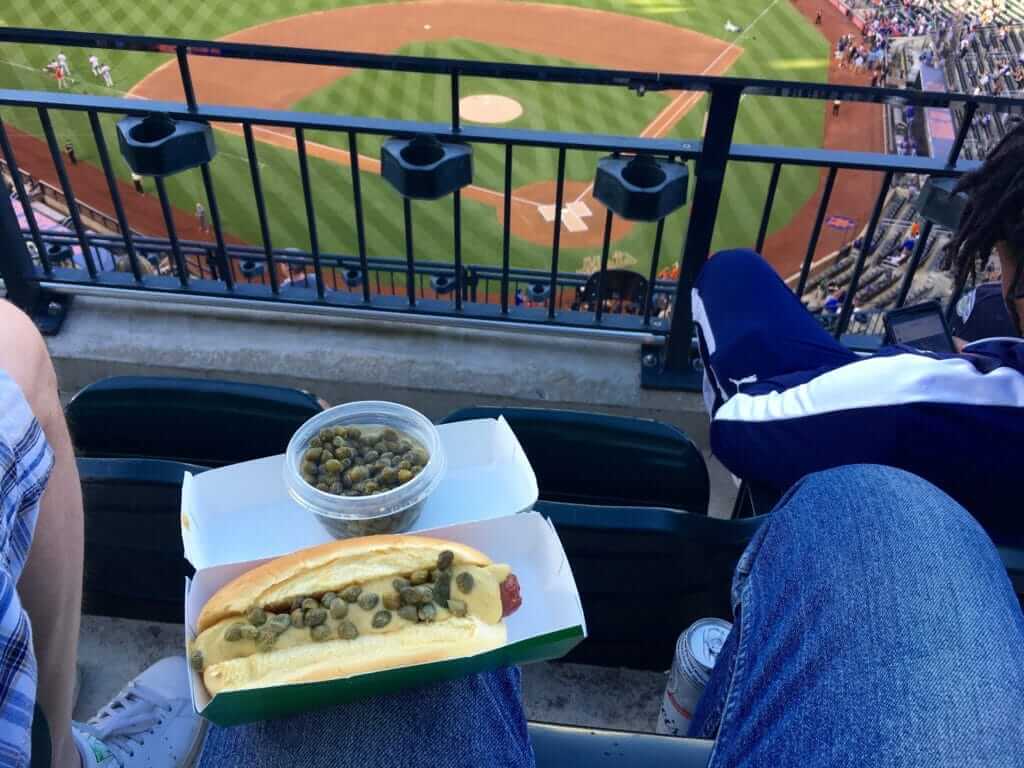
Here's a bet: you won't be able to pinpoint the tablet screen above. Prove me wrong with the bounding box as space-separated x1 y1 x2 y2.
889 311 954 353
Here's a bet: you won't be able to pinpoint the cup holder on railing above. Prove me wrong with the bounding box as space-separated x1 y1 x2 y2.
117 113 217 177
594 154 688 222
240 259 265 278
343 268 363 288
430 273 456 294
381 135 472 200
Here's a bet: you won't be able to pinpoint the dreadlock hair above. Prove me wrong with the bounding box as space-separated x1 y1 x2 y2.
947 118 1024 291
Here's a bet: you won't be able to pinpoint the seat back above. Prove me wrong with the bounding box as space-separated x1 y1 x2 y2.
538 500 763 669
577 269 649 312
441 407 709 515
79 458 205 622
67 376 322 467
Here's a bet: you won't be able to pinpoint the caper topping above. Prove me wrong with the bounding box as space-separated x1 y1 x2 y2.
341 586 362 603
316 482 330 491
246 606 267 626
320 591 338 608
309 436 323 449
433 572 452 607
224 623 246 642
456 572 475 594
397 469 413 483
346 427 362 440
304 447 322 461
305 607 328 627
268 614 291 634
323 459 342 473
382 592 401 610
357 592 379 611
329 597 349 619
448 598 468 617
255 626 277 651
189 649 204 671
335 446 354 460
332 436 346 449
412 449 429 465
290 609 305 628
302 598 319 612
338 620 359 640
418 603 437 623
363 481 380 494
320 447 334 461
398 605 419 622
372 610 392 629
380 468 399 485
398 460 412 471
311 624 331 642
437 550 455 571
318 428 333 442
349 465 369 483
363 450 380 463
302 460 317 475
400 586 421 605
410 569 429 586
382 428 398 441
393 577 411 593
291 596 305 611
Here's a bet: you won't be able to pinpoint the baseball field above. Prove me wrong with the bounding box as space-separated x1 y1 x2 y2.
0 0 882 280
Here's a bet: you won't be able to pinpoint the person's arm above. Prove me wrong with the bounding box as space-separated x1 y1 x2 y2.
1 301 84 768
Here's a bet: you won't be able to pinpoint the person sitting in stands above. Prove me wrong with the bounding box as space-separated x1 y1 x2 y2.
691 122 1024 545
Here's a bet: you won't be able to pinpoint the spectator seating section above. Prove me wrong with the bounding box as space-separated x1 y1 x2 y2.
67 376 323 467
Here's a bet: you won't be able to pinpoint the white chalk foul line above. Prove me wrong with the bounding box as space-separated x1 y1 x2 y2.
572 0 783 204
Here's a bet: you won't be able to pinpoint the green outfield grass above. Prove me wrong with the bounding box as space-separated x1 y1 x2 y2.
0 0 830 277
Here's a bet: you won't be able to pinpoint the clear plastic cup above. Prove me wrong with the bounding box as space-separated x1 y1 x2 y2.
284 401 445 538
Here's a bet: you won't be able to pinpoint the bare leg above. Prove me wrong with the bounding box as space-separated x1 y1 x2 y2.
2 301 83 768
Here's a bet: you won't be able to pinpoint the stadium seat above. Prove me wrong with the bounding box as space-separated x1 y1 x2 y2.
537 499 762 669
572 269 650 314
66 376 323 467
79 457 206 622
440 406 709 514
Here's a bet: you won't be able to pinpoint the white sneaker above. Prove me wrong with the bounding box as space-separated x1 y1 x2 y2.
72 657 206 768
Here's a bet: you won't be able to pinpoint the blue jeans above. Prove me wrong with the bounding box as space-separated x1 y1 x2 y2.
691 464 1024 766
197 465 1024 766
196 666 533 768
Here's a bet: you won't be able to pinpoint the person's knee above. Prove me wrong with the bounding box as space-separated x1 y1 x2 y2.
0 300 60 427
773 464 983 549
695 248 770 293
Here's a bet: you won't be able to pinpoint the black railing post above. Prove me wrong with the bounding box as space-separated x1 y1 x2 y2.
895 219 933 308
755 162 782 254
0 184 41 311
663 85 743 376
795 166 837 298
836 169 894 335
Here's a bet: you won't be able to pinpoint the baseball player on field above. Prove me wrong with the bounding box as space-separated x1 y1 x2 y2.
89 54 101 77
99 63 113 88
56 51 70 75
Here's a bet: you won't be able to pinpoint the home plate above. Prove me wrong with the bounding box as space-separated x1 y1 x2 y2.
561 209 587 232
566 201 592 218
424 24 432 29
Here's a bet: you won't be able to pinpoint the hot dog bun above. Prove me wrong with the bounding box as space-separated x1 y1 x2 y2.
191 535 516 695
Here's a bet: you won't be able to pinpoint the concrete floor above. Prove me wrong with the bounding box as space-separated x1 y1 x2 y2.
76 615 669 732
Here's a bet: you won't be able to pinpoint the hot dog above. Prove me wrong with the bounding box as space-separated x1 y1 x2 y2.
188 534 521 695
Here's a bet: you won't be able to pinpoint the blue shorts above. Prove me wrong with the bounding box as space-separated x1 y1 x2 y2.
0 371 53 767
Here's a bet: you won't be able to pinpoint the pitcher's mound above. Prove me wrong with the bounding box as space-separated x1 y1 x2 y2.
459 94 523 124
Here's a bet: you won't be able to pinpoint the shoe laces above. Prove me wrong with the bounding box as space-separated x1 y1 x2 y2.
78 681 175 763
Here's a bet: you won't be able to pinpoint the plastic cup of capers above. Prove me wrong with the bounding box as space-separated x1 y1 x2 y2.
284 402 446 538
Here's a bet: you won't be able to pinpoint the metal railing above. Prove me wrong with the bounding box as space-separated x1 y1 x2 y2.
1 28 1022 387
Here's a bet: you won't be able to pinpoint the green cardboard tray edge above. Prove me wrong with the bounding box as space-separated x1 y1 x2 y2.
200 625 585 726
